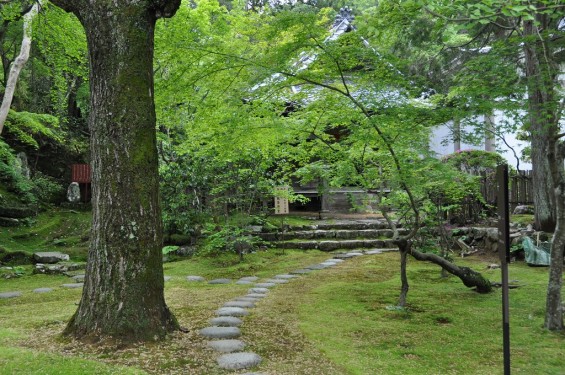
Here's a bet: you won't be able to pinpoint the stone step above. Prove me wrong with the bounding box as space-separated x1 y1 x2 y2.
259 228 408 241
274 239 396 251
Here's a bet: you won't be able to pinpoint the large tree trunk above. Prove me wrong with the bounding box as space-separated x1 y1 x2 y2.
523 16 563 331
52 0 181 342
523 18 557 233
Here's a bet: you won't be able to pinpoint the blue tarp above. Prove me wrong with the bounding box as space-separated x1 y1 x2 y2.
522 237 551 266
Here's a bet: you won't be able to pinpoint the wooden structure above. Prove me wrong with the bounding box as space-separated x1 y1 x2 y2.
71 164 92 202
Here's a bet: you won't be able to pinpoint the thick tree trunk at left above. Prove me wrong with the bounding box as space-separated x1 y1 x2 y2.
52 0 181 342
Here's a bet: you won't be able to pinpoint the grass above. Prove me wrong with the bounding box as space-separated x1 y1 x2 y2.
1 250 564 374
0 209 91 261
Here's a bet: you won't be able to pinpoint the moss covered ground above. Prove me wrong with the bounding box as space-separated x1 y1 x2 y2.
0 210 562 374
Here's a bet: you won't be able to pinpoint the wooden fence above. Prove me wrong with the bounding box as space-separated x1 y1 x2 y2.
447 170 533 224
480 170 533 209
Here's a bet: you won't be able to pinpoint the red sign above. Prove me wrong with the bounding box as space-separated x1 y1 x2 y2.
71 164 91 183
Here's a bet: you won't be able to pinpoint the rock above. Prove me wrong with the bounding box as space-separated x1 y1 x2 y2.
248 288 269 294
210 317 243 327
209 278 232 285
245 226 263 233
72 274 86 282
513 205 534 215
0 206 35 219
254 282 276 288
239 276 259 282
14 152 30 179
216 307 249 317
236 280 254 285
0 291 22 299
175 246 197 257
365 250 383 255
224 300 255 308
305 264 326 270
33 288 53 293
264 278 288 284
186 275 205 282
246 293 267 299
33 252 70 264
487 264 500 270
217 352 262 370
290 269 311 274
273 274 296 279
235 296 262 302
67 182 81 203
199 326 241 339
208 339 246 353
164 276 172 282
62 283 83 289
0 217 20 227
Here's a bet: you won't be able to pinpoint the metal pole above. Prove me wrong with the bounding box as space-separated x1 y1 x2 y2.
497 164 511 375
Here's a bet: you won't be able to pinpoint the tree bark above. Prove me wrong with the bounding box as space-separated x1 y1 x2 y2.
397 240 409 307
523 15 563 331
51 0 182 342
523 17 557 233
407 245 492 293
0 0 44 135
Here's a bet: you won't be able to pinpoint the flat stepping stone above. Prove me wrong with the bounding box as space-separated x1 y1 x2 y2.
224 300 255 308
186 276 205 282
208 339 246 353
239 276 259 282
274 274 297 279
321 261 338 266
0 291 22 299
235 296 262 302
216 307 249 317
236 280 254 285
245 293 267 299
164 276 172 282
264 278 288 284
210 317 243 327
254 282 276 288
290 269 311 274
33 288 53 293
209 278 232 285
345 252 364 257
306 264 326 270
217 352 262 370
366 249 383 255
72 274 86 282
333 254 355 259
199 326 241 339
62 283 83 289
248 287 269 294
329 258 345 262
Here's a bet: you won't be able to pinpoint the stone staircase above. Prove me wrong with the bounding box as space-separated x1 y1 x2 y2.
259 219 403 252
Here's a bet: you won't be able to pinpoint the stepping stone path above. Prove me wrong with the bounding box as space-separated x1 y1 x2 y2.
197 241 396 373
61 283 83 289
33 288 53 293
209 278 232 285
0 291 22 299
186 275 205 282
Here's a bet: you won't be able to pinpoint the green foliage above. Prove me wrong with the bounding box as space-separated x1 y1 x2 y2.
3 110 62 149
162 245 179 255
201 224 264 258
30 171 64 205
0 140 35 204
443 149 505 174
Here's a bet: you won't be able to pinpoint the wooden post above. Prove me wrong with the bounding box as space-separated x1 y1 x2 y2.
497 164 511 375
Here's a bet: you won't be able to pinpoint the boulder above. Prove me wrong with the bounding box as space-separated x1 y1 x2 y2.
33 252 70 264
513 205 534 215
66 182 81 203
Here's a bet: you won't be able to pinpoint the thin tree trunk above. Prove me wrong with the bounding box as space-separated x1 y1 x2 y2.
53 0 181 342
0 0 43 135
408 246 492 293
397 240 409 307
